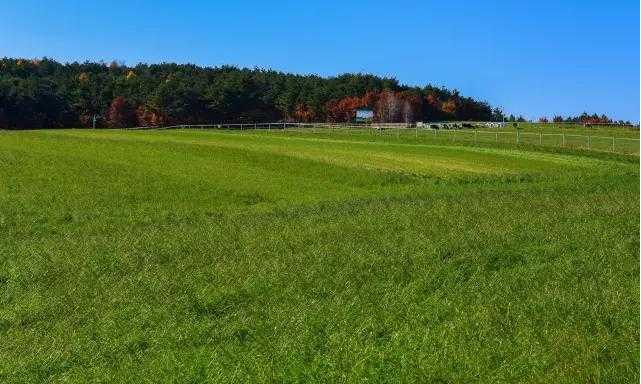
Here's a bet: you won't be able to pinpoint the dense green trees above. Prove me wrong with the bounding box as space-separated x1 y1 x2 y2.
549 113 630 125
0 57 506 128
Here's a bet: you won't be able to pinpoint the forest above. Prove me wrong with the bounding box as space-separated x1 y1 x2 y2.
0 57 505 129
0 58 625 129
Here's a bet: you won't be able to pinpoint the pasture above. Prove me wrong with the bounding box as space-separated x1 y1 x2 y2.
263 122 640 154
473 122 640 138
0 128 638 382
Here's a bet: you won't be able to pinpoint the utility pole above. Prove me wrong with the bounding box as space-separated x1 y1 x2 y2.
92 114 101 129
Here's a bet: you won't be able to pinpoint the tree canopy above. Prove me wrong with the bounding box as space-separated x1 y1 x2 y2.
2 57 619 129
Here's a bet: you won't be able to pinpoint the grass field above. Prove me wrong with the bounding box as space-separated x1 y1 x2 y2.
0 128 639 382
480 123 640 138
249 123 640 155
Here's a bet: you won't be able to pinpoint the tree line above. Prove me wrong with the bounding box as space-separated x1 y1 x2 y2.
0 58 505 129
539 113 632 125
1 58 628 129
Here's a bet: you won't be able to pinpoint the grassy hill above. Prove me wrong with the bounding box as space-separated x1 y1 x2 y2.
0 128 638 382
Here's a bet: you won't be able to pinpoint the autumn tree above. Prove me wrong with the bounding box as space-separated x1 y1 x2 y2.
375 91 401 123
441 99 457 115
136 105 166 127
325 96 365 122
107 96 137 128
294 103 315 122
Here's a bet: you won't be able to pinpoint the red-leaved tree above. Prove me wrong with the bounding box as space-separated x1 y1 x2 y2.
325 96 366 122
293 103 315 122
107 96 137 128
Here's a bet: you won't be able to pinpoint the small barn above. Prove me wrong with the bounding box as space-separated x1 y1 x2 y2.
355 109 374 123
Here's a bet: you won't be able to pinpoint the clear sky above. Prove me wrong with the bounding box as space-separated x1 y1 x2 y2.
1 0 638 121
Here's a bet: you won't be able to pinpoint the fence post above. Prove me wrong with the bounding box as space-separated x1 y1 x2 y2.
516 130 519 144
539 132 542 145
588 135 591 150
495 131 498 143
474 129 477 144
562 133 565 147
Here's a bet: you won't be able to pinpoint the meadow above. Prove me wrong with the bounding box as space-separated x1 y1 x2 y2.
270 122 640 154
479 122 640 138
0 128 638 382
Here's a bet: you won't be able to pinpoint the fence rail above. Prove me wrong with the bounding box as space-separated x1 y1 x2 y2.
125 122 640 154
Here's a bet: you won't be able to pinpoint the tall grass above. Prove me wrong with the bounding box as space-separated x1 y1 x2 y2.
0 129 638 382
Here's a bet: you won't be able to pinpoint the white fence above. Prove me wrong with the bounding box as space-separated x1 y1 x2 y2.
427 129 639 154
125 122 640 154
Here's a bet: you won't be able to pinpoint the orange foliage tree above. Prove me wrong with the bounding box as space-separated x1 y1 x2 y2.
325 96 367 122
107 96 137 128
325 91 424 123
293 103 315 122
136 106 166 127
441 99 457 115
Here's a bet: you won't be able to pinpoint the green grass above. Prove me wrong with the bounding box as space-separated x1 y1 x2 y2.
272 123 639 154
496 123 640 138
0 128 638 383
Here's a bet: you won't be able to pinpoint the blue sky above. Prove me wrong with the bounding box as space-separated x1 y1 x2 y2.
1 0 638 121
